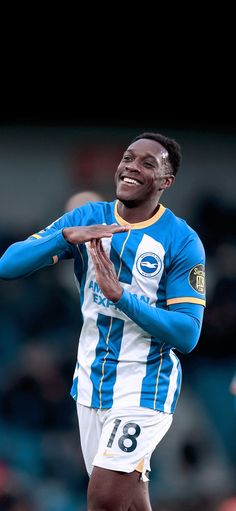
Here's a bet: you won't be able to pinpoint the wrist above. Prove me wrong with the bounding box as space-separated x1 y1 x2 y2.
111 287 123 303
62 228 75 245
62 228 70 241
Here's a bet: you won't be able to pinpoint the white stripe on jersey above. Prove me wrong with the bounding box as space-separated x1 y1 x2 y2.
163 350 179 412
129 233 165 304
112 320 152 407
76 319 100 405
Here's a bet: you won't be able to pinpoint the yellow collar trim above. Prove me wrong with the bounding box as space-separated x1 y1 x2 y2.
114 200 166 229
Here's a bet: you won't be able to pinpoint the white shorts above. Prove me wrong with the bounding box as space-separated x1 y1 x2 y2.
77 404 173 481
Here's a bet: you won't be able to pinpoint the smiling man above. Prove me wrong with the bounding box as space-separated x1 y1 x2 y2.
0 132 206 511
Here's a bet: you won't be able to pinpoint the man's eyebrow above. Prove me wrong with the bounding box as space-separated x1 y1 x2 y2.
124 149 158 160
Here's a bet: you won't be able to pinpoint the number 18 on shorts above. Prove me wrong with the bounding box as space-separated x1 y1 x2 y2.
77 404 173 480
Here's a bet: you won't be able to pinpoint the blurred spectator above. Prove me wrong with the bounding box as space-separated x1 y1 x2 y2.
217 496 236 511
64 190 104 213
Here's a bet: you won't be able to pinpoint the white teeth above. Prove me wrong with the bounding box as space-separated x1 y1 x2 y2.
123 177 140 185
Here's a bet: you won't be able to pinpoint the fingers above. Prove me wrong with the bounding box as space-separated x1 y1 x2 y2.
93 224 130 240
110 224 131 233
90 239 103 269
95 239 109 261
90 239 107 265
101 224 130 236
90 239 114 272
63 224 131 244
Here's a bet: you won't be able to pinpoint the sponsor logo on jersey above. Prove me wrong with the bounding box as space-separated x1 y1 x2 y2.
189 264 205 294
136 252 162 278
88 280 150 308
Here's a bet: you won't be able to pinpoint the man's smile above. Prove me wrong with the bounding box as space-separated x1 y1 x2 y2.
119 175 143 186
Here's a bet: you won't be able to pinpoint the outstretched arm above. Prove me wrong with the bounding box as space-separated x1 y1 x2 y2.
0 230 68 279
0 224 130 280
89 239 204 354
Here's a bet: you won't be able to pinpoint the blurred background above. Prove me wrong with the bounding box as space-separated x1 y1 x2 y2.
0 118 236 511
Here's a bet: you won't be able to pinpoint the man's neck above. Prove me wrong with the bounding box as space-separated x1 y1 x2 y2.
117 200 160 224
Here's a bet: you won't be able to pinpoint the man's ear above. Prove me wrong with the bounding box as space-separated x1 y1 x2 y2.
159 175 175 190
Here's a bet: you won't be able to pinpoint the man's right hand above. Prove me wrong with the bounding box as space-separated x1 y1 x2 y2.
62 224 130 245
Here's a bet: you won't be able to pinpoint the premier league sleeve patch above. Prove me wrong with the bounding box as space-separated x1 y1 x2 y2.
188 264 205 294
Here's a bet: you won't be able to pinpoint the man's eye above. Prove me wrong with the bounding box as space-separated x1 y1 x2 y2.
123 156 132 161
144 162 155 168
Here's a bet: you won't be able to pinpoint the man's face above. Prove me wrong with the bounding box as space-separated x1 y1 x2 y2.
115 138 172 203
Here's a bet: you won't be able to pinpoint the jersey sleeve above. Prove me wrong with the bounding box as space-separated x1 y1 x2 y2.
0 208 84 280
115 290 204 353
166 234 206 307
29 209 81 260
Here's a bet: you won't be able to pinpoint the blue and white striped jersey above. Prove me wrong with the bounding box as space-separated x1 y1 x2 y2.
32 200 206 414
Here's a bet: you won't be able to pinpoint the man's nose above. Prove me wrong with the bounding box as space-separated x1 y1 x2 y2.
125 162 140 172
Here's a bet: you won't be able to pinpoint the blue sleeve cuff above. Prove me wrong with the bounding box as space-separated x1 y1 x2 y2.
113 289 128 309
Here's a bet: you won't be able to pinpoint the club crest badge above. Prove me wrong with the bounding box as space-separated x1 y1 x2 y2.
136 252 162 278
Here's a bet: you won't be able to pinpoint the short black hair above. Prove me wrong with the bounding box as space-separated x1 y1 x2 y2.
131 132 182 176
